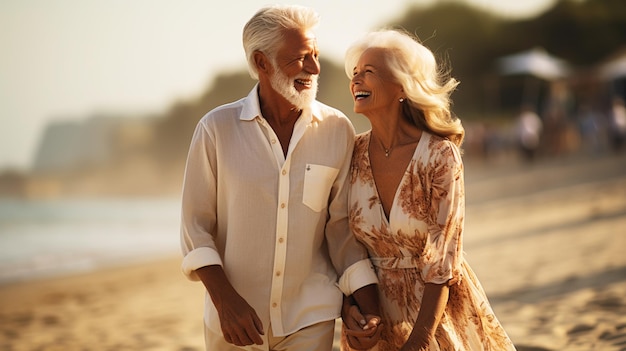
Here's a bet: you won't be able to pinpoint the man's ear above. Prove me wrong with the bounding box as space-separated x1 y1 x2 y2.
254 51 271 74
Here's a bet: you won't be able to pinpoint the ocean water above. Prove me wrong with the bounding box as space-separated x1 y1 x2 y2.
0 197 182 284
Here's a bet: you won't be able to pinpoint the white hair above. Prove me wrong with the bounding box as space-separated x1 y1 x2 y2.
242 5 320 80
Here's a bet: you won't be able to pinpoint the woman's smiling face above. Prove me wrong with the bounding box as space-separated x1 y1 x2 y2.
350 47 403 116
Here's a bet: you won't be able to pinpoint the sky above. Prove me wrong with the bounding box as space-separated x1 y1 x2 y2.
0 0 555 171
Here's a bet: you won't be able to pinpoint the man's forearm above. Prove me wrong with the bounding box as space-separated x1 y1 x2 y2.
195 265 235 306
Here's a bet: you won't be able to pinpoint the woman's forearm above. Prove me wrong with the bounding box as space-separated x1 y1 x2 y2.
405 282 449 349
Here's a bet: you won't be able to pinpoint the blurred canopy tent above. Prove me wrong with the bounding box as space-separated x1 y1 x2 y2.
597 47 626 101
497 47 571 81
495 47 572 111
598 47 626 80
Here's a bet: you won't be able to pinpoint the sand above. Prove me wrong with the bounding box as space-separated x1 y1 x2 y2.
1 151 625 351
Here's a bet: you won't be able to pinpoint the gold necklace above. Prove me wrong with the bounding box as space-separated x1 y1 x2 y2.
375 134 421 157
376 137 395 157
383 146 392 157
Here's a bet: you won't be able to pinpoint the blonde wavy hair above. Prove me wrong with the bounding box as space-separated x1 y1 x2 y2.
345 29 464 147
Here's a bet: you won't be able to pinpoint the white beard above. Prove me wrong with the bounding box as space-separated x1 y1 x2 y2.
269 64 318 110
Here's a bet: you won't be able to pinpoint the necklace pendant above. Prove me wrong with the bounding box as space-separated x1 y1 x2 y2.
384 149 390 157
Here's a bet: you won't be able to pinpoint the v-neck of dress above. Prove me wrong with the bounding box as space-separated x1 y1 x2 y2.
365 131 428 226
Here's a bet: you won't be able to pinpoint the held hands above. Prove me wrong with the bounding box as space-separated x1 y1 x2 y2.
343 304 382 350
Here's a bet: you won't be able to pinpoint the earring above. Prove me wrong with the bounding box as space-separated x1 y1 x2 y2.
399 98 405 103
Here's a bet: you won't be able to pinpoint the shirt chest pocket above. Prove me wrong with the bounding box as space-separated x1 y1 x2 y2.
302 164 339 212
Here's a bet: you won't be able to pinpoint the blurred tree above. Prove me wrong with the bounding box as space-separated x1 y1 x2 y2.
516 0 626 65
0 169 28 197
151 71 255 165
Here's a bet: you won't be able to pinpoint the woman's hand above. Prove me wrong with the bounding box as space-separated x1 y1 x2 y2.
399 339 429 351
399 328 430 351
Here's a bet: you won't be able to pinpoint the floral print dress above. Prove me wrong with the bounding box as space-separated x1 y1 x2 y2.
342 131 516 351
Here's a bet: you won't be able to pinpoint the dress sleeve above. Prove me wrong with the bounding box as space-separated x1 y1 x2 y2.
420 140 465 285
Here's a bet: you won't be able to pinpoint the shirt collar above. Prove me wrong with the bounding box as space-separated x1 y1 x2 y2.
240 83 323 124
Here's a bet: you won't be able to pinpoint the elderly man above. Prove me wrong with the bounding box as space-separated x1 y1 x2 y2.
180 5 380 351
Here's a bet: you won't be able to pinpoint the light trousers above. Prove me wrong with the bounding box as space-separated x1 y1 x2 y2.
204 320 336 351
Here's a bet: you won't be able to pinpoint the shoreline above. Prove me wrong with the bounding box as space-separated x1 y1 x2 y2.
0 252 180 287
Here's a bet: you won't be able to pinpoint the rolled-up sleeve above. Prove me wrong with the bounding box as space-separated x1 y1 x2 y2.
326 124 378 295
180 118 222 281
337 258 378 295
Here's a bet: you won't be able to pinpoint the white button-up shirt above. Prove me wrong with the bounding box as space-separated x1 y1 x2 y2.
180 85 378 338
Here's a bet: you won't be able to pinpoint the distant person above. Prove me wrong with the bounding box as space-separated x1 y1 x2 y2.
340 29 516 350
515 105 543 161
609 96 626 152
179 5 380 351
577 104 604 155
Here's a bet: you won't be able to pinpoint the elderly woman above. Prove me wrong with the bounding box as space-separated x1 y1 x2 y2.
340 29 516 351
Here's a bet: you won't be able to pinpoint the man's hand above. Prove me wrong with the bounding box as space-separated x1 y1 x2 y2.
195 265 264 346
215 292 264 346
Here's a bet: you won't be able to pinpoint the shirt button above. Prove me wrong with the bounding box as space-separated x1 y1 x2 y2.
282 170 287 175
272 302 278 308
278 237 284 243
275 271 281 277
280 203 286 209
271 139 277 144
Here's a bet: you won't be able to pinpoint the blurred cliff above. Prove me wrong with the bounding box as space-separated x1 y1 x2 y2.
2 0 625 198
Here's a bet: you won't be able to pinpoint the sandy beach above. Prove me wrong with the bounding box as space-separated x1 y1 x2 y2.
1 151 625 351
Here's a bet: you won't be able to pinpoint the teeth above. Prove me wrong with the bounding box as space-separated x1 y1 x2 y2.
295 79 311 86
354 91 371 99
